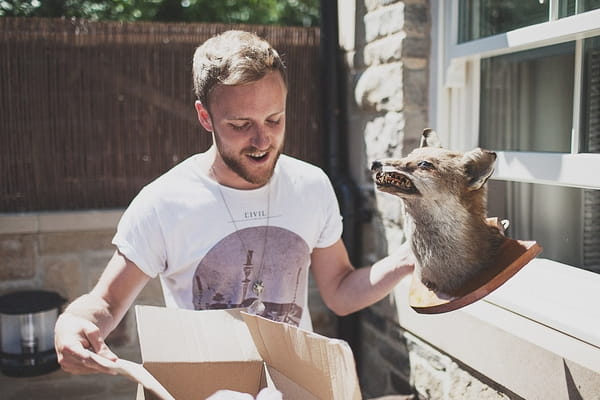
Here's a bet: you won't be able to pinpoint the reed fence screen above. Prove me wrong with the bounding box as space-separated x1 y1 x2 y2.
0 18 322 212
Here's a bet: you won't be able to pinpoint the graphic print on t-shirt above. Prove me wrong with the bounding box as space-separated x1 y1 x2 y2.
192 226 309 326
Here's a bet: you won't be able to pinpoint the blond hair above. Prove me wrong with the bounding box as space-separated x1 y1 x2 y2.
192 30 287 110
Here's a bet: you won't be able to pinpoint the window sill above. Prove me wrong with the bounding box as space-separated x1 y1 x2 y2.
0 209 124 234
392 260 600 398
493 152 600 190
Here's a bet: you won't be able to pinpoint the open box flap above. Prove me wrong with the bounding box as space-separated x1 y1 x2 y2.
135 306 262 363
142 361 265 400
241 312 362 400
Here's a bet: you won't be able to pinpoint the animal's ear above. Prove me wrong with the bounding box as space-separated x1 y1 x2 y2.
463 148 497 190
420 128 442 148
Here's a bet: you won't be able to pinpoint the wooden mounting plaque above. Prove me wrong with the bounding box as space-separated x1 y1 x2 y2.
409 237 542 314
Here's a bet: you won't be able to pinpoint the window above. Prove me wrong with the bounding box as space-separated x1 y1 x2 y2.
458 1 549 42
480 42 575 153
458 0 600 42
434 1 600 345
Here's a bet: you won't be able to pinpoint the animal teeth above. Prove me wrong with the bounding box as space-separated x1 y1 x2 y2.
376 172 415 190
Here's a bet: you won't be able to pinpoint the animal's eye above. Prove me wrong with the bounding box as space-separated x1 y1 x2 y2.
417 160 434 169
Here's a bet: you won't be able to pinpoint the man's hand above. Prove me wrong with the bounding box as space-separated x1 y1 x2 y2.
54 312 118 375
54 250 151 375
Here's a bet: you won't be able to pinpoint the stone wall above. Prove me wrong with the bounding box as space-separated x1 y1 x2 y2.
339 1 517 399
0 211 163 399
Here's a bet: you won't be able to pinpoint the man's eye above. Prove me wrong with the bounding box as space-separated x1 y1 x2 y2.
417 160 434 169
231 123 250 131
267 119 281 126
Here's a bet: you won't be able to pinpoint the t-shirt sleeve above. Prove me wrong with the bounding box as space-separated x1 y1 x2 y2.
315 171 343 248
112 188 167 278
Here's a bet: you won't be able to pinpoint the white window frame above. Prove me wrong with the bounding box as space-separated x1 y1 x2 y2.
431 0 600 351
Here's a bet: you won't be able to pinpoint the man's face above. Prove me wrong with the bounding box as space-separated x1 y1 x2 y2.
198 71 287 189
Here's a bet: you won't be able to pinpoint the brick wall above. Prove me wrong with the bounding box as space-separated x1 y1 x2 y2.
339 1 516 399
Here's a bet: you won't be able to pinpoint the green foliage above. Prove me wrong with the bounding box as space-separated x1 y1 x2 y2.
0 0 320 26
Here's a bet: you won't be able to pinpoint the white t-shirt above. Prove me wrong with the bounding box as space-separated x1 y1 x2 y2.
112 153 343 330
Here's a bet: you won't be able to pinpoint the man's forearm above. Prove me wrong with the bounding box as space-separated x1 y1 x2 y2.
62 293 119 339
342 256 412 314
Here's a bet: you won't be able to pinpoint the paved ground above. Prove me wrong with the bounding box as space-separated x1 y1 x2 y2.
0 367 138 400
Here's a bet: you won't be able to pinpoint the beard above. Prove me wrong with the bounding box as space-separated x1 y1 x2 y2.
213 129 282 186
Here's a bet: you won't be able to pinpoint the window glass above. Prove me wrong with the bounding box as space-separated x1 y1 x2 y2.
488 180 600 274
580 0 600 12
479 42 574 152
458 0 548 43
559 0 600 17
580 36 600 153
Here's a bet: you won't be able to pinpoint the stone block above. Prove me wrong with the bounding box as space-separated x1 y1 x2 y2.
448 362 510 400
375 191 406 225
42 257 82 301
0 214 37 234
39 231 114 255
403 109 429 149
355 62 404 112
365 0 402 13
365 111 405 161
0 234 36 281
382 221 406 252
364 33 406 66
308 275 337 337
404 2 430 38
411 360 446 400
364 212 396 259
370 293 401 322
403 67 428 112
403 37 430 58
407 334 451 372
406 334 453 399
38 210 121 232
83 253 114 291
364 3 405 42
380 337 411 377
338 0 357 52
361 341 393 396
390 370 415 396
362 307 389 334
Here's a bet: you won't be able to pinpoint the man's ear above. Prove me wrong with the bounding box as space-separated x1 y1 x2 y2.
463 148 497 190
420 128 442 148
195 101 213 132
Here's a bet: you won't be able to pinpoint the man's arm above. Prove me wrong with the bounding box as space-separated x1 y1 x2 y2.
310 239 414 316
54 250 151 374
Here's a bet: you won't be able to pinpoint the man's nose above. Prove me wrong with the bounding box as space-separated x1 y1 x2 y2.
371 160 382 171
251 126 270 149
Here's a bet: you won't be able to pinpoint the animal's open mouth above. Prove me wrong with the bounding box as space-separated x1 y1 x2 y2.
375 171 419 195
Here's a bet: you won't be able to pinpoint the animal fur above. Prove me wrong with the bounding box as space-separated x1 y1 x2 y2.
371 129 506 295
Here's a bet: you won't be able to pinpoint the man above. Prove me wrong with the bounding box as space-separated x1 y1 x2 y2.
54 30 414 375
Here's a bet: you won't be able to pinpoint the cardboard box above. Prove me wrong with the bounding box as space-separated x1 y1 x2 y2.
134 305 362 400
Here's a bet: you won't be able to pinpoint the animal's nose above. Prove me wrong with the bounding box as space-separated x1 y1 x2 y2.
371 160 382 171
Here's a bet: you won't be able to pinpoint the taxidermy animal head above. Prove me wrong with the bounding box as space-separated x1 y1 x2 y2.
371 129 506 295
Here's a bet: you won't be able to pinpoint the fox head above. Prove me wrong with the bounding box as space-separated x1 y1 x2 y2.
371 129 507 295
371 129 496 202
